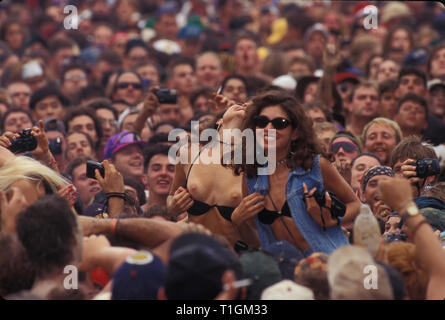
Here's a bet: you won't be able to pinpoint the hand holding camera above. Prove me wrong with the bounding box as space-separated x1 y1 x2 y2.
303 183 345 229
87 160 124 194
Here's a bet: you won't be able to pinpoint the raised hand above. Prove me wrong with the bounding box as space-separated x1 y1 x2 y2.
231 192 264 227
95 160 125 194
303 183 338 228
169 186 194 216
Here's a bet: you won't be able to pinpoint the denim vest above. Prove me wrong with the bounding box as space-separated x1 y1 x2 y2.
246 155 349 255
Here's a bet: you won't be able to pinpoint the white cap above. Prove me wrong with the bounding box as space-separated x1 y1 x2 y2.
428 79 445 91
261 280 314 300
272 74 297 90
153 39 181 55
22 60 43 79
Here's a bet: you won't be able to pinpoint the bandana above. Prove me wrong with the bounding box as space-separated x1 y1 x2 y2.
361 165 394 191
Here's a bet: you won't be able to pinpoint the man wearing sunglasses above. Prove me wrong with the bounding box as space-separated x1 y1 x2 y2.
112 71 144 107
329 131 361 164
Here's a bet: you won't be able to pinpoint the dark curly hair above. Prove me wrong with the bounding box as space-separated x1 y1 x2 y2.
16 195 79 278
231 89 324 177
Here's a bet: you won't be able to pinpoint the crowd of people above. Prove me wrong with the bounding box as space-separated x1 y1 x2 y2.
0 0 445 301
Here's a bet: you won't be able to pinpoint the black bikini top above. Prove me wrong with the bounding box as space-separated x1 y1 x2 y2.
257 201 292 225
184 144 235 222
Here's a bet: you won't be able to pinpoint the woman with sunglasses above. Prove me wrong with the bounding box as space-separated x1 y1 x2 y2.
230 89 361 256
167 95 261 249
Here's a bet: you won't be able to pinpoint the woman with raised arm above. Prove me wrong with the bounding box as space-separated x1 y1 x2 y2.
167 94 263 249
230 89 361 256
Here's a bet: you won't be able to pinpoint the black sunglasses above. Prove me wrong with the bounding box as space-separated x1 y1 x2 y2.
253 116 292 130
116 82 142 90
330 141 358 153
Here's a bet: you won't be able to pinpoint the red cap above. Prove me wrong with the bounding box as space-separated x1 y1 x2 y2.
334 72 359 84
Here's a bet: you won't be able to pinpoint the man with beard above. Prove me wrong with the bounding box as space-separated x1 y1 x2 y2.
362 118 402 166
142 143 175 210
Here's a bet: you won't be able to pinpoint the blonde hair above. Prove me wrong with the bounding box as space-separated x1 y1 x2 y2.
362 117 403 145
0 156 69 193
386 242 428 300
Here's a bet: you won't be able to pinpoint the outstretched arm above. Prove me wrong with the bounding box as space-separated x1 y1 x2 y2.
379 178 445 300
320 157 361 224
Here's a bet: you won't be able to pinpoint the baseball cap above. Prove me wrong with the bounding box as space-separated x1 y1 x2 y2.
103 131 146 160
178 24 202 40
165 233 243 300
239 251 282 300
427 78 445 91
403 48 429 67
112 250 166 300
272 74 297 91
42 117 66 135
334 72 360 84
304 23 330 43
261 280 314 300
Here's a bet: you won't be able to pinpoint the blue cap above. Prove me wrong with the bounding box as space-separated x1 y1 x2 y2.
178 24 202 39
403 48 429 67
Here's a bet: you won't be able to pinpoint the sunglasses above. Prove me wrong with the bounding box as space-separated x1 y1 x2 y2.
116 82 142 90
253 116 292 130
330 141 358 153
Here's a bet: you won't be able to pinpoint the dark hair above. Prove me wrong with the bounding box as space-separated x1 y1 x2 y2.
295 76 319 103
124 176 147 207
0 234 36 296
112 70 143 95
125 38 149 56
382 25 414 56
427 44 445 78
63 106 103 149
398 67 427 88
152 120 177 133
29 85 70 110
231 89 323 177
330 130 363 152
147 132 171 147
79 85 106 103
48 37 75 53
189 86 213 109
16 195 79 277
97 49 123 66
144 142 171 172
396 93 428 118
167 56 195 76
302 100 333 122
351 152 382 168
1 107 33 132
364 54 383 79
64 156 95 181
390 135 437 169
85 97 118 120
220 74 248 92
378 78 398 97
60 61 90 84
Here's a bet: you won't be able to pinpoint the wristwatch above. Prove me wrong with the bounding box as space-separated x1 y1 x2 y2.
401 203 420 220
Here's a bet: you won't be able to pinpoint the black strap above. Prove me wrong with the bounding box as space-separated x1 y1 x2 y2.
185 142 214 188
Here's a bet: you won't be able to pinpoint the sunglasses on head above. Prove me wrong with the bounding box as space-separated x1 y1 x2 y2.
116 82 142 90
330 141 358 153
253 115 292 130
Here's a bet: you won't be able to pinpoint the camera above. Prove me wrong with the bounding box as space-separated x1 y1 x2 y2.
153 89 177 104
308 189 346 219
8 128 38 154
86 160 105 179
415 158 440 178
385 233 407 243
49 137 63 155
